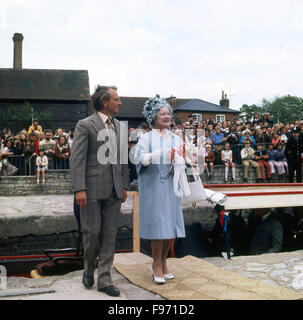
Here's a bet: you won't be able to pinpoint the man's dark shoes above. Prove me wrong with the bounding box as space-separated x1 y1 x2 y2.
82 273 94 289
98 285 120 297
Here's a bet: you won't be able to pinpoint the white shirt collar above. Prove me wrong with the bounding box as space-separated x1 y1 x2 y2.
98 112 113 125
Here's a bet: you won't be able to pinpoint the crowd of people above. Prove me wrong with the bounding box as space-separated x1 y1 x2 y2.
0 118 73 183
1 113 303 185
129 113 303 184
2 85 303 295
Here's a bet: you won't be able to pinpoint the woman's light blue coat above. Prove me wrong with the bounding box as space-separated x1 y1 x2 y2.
134 129 186 240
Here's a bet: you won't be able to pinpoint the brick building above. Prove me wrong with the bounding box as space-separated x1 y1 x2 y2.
115 91 240 127
171 91 240 124
0 33 90 131
114 96 191 127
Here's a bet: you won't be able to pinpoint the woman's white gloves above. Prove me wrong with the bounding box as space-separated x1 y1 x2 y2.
141 149 163 166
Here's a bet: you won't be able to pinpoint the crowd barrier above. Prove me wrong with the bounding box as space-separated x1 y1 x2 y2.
0 155 70 176
206 142 271 165
0 142 274 177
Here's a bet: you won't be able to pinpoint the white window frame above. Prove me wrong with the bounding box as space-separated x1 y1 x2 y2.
216 114 225 123
192 113 202 122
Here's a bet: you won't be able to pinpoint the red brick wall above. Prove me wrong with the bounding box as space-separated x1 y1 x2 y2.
173 111 238 124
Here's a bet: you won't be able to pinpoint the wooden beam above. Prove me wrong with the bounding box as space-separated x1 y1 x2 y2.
127 191 140 253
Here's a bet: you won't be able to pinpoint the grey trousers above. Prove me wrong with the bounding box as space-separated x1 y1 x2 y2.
80 189 121 289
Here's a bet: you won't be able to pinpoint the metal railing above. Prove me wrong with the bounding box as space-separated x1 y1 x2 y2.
0 155 70 176
0 142 280 177
209 142 273 165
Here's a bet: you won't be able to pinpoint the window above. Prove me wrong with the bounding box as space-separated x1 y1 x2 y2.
192 113 202 122
216 114 225 123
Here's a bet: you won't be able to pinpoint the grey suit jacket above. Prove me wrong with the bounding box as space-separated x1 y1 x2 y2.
70 112 129 200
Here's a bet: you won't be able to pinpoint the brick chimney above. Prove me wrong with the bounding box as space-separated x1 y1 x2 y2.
219 90 229 108
13 33 24 70
166 95 177 109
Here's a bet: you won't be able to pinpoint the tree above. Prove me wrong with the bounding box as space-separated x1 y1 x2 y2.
239 104 264 122
0 101 52 132
262 95 303 123
240 95 303 123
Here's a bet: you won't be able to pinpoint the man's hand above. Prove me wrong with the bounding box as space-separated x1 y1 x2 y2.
122 189 128 203
76 190 87 208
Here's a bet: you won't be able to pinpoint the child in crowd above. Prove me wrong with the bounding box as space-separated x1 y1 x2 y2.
36 149 48 185
272 132 282 149
204 144 215 178
274 143 288 178
267 143 287 179
221 142 236 182
254 144 271 182
266 143 278 177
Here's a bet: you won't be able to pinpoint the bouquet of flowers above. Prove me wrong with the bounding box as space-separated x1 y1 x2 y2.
166 145 184 179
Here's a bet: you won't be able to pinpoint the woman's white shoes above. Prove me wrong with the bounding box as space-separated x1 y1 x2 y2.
151 269 175 284
164 273 175 280
151 269 165 285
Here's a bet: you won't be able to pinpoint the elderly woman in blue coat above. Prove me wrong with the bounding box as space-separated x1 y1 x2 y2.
134 95 186 285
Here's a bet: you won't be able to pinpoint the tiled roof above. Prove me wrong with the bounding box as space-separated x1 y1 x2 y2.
116 97 239 119
117 97 191 118
0 68 90 101
174 99 239 113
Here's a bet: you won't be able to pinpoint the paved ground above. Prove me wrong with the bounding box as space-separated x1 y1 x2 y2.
1 194 303 300
1 250 303 300
204 250 303 292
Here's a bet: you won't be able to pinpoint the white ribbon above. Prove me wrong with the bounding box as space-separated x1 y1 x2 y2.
173 154 191 198
173 153 228 206
204 189 228 206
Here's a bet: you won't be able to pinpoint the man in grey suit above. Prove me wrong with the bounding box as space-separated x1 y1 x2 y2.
70 85 129 297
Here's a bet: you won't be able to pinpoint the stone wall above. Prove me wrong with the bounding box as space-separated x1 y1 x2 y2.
0 232 79 256
0 191 217 255
0 167 287 257
0 170 72 196
0 197 217 256
0 166 288 197
0 230 133 256
203 165 288 184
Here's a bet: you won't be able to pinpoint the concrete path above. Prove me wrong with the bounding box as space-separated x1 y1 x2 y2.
1 194 303 300
205 250 303 292
1 257 164 300
1 250 303 300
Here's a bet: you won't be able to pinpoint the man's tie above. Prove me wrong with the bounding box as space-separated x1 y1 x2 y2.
106 118 117 153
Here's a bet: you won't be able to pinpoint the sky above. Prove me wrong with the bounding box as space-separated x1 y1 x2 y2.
1 0 303 110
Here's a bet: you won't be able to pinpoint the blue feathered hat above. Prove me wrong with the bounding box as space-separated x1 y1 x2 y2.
142 94 172 125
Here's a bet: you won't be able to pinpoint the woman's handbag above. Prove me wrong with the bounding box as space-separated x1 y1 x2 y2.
181 165 206 205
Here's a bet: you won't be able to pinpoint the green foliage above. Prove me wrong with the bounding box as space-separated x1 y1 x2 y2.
0 101 52 132
240 95 303 123
239 104 263 122
262 96 303 123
